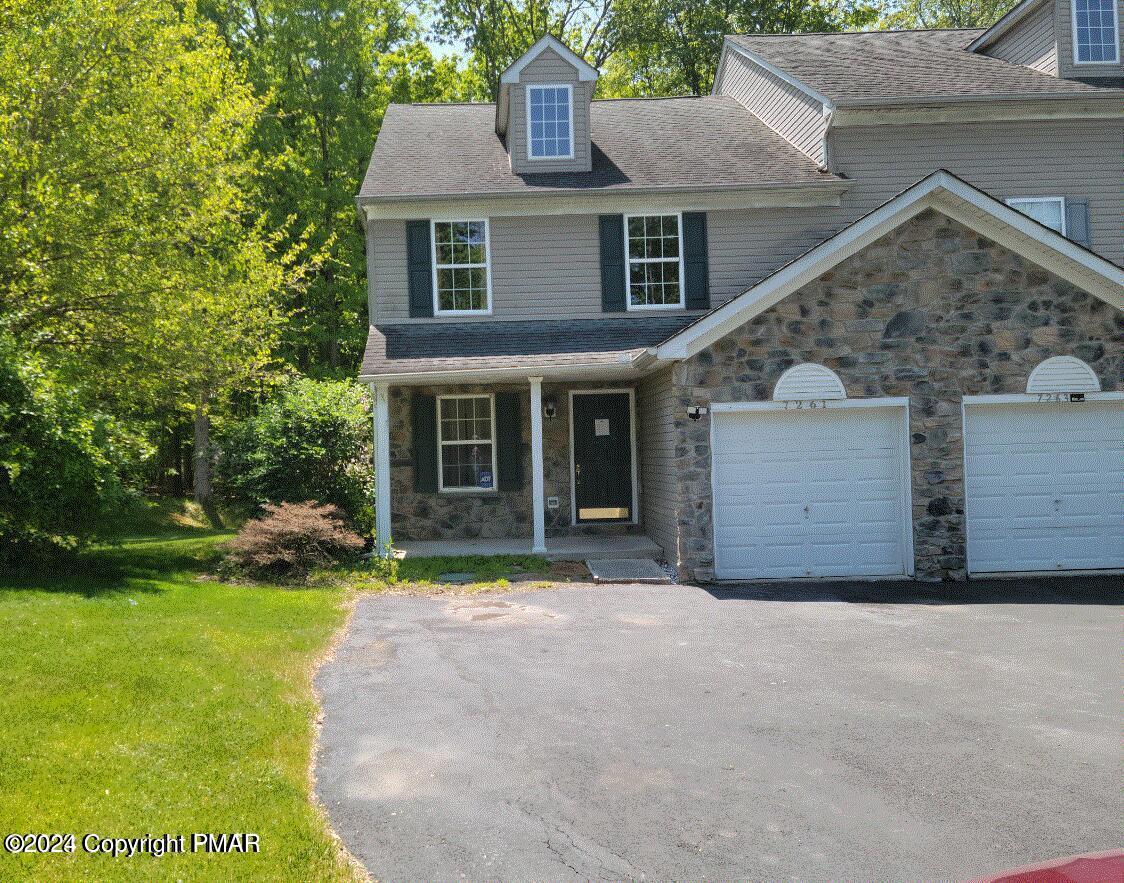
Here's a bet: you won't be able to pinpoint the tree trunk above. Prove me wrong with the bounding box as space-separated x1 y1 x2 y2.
193 402 223 527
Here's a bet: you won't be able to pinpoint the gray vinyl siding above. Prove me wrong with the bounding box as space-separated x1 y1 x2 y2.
637 367 679 563
983 0 1059 74
367 120 1123 323
716 48 826 164
507 49 593 174
368 208 845 322
1055 0 1124 80
829 118 1124 265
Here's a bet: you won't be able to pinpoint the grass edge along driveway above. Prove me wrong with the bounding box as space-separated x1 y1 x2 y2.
0 530 362 882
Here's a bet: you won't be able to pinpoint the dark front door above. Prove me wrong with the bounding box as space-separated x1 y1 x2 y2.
572 392 634 523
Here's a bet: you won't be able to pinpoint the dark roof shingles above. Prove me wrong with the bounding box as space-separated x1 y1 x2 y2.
359 96 837 200
727 29 1117 103
360 317 698 376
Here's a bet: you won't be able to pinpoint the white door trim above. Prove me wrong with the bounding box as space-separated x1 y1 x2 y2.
568 388 639 526
963 392 1124 406
709 396 914 580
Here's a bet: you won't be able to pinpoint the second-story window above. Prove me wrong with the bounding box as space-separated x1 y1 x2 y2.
1072 0 1120 62
1007 197 1066 235
625 213 684 310
527 84 573 160
432 220 490 314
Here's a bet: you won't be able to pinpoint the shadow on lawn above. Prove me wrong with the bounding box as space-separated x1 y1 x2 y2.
704 575 1124 606
0 531 232 598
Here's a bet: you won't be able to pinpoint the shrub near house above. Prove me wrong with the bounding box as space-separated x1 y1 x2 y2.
216 378 373 531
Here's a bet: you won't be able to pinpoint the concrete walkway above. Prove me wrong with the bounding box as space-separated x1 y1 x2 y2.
395 533 662 561
315 577 1122 880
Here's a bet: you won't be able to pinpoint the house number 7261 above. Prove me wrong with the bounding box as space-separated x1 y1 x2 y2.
783 399 830 410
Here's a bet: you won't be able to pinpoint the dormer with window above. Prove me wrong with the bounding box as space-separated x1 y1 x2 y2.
495 35 598 174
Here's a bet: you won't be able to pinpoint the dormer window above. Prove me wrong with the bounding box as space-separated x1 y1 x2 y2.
527 85 573 160
1072 0 1120 63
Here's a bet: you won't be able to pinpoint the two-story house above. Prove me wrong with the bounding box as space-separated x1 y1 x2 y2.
358 2 1124 583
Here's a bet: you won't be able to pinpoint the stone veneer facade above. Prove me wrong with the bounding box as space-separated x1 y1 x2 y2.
388 381 644 540
672 209 1121 581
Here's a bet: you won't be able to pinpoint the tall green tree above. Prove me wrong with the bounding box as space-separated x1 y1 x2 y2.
604 0 879 97
0 0 311 523
879 0 1017 27
431 0 616 100
201 0 468 374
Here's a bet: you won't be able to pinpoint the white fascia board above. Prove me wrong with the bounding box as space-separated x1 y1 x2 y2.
500 35 599 84
968 0 1050 52
721 39 834 109
360 180 850 220
657 170 1124 361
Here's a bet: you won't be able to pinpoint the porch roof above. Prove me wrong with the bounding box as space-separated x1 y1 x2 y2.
359 316 696 384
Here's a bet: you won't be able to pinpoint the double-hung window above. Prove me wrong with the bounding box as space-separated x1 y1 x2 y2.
1007 197 1066 235
1072 0 1120 62
527 84 573 160
625 213 685 309
437 395 497 492
432 220 490 314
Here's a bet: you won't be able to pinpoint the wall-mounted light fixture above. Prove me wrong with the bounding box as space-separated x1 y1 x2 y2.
543 395 557 420
686 405 708 421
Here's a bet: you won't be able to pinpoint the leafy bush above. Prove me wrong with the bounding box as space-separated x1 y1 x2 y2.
0 344 137 567
221 501 365 580
215 378 373 531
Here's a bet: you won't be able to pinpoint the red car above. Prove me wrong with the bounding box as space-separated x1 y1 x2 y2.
971 850 1124 883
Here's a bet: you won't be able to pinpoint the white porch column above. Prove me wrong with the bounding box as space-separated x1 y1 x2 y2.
372 382 392 557
528 376 547 554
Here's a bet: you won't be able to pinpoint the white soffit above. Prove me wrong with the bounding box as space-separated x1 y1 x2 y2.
500 35 599 84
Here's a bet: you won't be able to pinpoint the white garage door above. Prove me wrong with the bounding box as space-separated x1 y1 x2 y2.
712 405 911 580
964 399 1124 574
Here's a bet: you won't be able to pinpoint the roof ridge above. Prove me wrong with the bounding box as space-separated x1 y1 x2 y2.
730 26 985 37
592 94 715 103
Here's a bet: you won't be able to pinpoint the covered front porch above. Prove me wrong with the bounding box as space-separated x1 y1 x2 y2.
361 317 692 563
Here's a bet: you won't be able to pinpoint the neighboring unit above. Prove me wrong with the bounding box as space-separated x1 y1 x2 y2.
358 20 1124 582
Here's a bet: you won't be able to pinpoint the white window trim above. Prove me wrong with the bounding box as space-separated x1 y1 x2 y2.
1071 0 1121 64
1006 196 1067 236
623 211 686 312
430 219 493 316
436 393 499 493
526 83 575 161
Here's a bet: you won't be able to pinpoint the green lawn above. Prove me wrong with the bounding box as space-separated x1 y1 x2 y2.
0 529 359 881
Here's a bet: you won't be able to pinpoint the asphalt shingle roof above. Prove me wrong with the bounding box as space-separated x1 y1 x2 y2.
358 96 839 200
727 29 1118 104
359 317 698 377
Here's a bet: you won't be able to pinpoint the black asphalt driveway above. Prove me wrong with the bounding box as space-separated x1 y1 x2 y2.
314 578 1122 880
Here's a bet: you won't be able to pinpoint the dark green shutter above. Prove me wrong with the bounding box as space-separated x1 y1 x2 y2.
406 220 434 317
411 392 437 492
683 211 710 310
599 214 626 312
1064 198 1091 248
495 392 523 491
